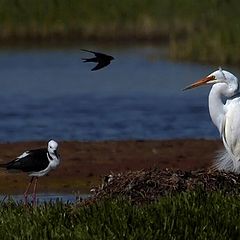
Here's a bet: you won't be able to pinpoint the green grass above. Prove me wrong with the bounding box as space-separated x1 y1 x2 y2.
0 0 240 63
1 191 240 239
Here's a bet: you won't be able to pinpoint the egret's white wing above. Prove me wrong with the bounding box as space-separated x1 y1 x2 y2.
223 98 240 168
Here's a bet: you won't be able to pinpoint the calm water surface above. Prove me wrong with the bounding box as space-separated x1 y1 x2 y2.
0 193 90 203
0 46 238 142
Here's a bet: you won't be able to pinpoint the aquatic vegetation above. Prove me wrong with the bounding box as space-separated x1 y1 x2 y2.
0 191 240 239
0 0 239 63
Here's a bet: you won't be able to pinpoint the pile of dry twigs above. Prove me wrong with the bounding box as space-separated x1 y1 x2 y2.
83 168 240 205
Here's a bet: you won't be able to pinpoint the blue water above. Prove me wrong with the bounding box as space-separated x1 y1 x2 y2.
0 193 90 203
0 46 238 142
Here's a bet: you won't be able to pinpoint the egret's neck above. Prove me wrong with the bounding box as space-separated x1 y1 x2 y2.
208 84 225 133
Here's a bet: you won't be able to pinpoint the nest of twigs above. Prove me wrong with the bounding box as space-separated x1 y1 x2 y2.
83 168 240 205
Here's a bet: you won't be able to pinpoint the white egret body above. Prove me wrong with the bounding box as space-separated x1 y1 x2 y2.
184 68 240 172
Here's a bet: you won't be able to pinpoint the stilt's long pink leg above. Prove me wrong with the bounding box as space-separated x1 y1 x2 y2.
24 177 34 205
32 177 38 206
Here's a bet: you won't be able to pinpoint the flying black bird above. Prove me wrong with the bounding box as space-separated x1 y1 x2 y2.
0 140 60 205
81 49 114 71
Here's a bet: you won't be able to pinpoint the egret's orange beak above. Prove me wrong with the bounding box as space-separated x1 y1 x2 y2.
183 75 215 91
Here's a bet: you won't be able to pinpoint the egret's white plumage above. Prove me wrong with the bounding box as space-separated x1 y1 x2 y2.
184 68 240 172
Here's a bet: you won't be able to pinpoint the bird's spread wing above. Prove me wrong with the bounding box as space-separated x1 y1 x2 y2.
81 49 113 71
81 49 107 58
91 60 110 71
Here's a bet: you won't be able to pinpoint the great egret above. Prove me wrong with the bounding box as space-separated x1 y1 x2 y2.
183 68 240 172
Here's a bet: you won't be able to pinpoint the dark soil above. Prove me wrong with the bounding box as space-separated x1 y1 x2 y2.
0 139 222 193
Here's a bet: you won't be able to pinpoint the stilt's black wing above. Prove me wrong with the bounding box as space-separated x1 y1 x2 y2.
5 148 49 172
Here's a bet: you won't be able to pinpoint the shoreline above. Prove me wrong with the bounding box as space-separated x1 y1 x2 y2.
0 139 222 194
0 1 239 64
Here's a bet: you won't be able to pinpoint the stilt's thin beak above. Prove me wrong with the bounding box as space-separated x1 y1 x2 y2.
54 150 59 157
183 75 215 91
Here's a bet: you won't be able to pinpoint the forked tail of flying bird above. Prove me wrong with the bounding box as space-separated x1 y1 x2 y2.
81 49 114 71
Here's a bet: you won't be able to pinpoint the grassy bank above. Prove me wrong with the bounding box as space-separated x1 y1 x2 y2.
1 191 240 239
0 0 240 64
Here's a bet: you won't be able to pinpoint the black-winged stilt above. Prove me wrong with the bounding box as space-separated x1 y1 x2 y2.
0 140 60 204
